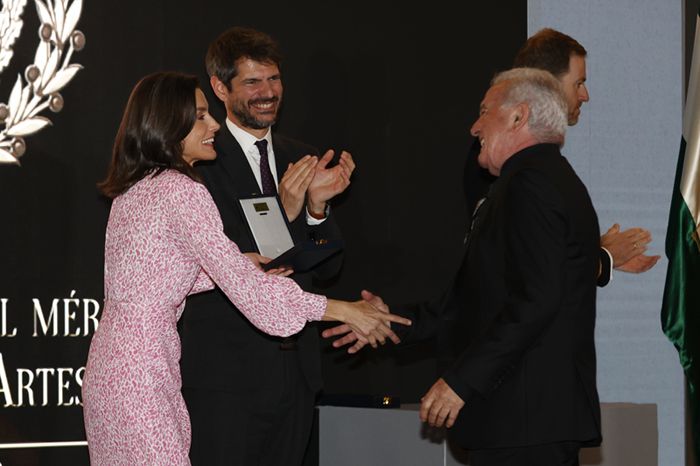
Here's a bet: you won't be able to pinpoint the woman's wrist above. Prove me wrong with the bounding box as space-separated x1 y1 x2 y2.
323 299 348 322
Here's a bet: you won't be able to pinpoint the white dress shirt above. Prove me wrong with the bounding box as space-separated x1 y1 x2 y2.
224 119 326 225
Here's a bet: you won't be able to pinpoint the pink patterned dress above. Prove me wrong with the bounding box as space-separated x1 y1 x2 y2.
82 170 326 465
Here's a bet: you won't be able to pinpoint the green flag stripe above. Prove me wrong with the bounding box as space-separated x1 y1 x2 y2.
662 8 700 459
663 139 700 367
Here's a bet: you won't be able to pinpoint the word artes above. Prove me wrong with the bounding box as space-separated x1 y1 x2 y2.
0 291 102 338
0 353 84 407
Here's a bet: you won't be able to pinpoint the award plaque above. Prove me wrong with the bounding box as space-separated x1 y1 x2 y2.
238 195 295 258
238 195 343 272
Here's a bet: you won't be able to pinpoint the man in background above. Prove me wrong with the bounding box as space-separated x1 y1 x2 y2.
468 28 660 278
180 27 354 466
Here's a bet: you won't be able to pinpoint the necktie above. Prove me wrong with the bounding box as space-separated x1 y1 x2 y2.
254 139 277 195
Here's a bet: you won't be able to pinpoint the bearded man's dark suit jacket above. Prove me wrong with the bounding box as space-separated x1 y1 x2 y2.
179 125 342 464
400 143 602 451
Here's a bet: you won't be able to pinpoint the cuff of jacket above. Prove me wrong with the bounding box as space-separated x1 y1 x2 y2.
597 246 613 287
442 370 476 404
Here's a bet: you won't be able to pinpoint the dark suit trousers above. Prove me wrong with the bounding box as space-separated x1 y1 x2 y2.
183 350 315 466
469 442 581 466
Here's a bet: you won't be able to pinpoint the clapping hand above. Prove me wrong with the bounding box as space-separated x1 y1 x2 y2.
307 150 355 216
278 155 318 222
600 223 660 273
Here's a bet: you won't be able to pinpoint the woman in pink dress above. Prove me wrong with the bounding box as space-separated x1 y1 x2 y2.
81 72 409 466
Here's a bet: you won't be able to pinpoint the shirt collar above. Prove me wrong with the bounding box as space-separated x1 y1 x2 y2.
225 119 272 158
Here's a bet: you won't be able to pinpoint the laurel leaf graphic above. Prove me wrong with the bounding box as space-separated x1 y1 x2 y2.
54 0 65 44
6 116 51 136
39 46 59 88
0 147 18 164
7 73 22 122
42 63 80 94
11 1 27 17
0 0 28 74
62 0 80 43
34 1 51 27
16 82 31 121
0 0 83 164
34 43 48 75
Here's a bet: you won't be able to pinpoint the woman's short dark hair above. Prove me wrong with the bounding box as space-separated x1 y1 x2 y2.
205 26 282 90
99 71 201 198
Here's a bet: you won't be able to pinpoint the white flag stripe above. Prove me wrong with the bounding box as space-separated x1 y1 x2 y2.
681 14 700 228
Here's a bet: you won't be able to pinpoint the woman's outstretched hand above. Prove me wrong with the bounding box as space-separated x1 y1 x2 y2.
323 294 411 352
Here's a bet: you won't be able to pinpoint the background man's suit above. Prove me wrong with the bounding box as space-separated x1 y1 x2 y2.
400 143 602 454
179 124 342 465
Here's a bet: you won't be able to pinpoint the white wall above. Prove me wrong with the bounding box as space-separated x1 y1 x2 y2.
528 1 684 465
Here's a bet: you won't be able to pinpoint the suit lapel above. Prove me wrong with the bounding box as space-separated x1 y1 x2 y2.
272 135 294 178
216 129 298 195
214 125 262 197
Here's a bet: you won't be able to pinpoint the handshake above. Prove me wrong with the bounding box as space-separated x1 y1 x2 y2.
322 290 465 429
322 290 398 354
244 252 410 350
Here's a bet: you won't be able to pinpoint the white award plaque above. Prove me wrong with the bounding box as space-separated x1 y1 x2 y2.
238 196 294 259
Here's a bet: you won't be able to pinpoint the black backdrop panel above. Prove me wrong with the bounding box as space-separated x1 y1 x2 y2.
0 2 525 464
